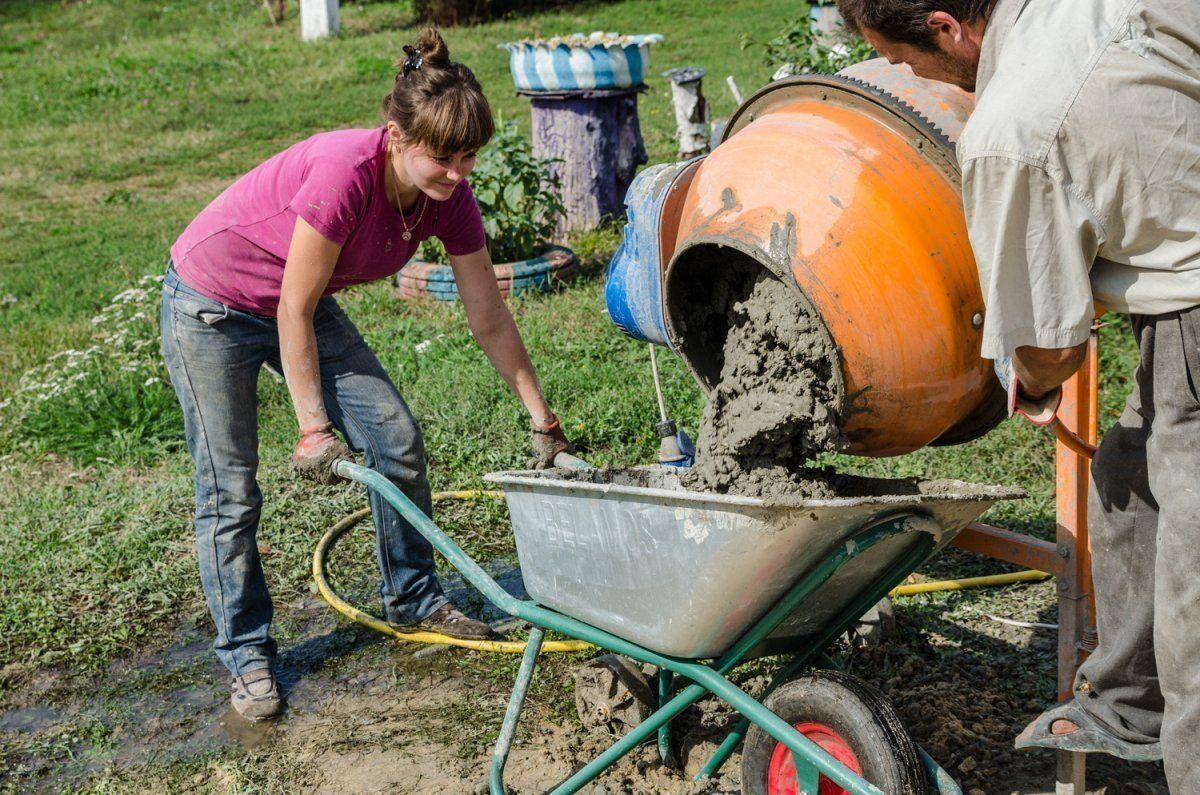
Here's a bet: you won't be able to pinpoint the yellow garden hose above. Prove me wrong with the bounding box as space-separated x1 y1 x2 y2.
314 491 1052 653
312 491 592 654
890 568 1051 596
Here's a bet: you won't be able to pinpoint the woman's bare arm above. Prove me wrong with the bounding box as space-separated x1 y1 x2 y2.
278 216 342 431
449 246 555 427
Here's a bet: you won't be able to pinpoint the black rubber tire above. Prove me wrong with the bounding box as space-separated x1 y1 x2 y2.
741 670 926 795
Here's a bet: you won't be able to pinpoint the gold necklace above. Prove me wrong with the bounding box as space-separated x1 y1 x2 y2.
389 150 427 241
399 193 426 241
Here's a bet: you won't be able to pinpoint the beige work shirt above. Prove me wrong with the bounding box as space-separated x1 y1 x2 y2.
959 0 1200 359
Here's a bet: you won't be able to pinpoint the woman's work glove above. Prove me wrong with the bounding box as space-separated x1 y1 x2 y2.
994 356 1061 426
529 415 573 469
292 422 351 484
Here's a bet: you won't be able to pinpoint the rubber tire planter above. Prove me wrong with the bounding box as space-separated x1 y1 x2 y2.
741 670 925 795
397 245 576 302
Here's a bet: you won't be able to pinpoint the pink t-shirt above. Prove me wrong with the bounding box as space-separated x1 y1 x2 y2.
170 127 486 316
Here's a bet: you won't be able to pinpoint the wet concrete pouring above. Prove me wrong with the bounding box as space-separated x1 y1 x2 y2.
681 266 846 499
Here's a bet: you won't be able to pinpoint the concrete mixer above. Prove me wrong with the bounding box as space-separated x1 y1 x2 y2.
606 59 1006 457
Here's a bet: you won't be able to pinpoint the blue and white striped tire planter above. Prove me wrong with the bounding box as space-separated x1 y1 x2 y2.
499 33 663 92
397 246 577 302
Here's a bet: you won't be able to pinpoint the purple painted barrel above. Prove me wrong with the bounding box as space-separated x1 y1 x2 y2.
520 88 648 233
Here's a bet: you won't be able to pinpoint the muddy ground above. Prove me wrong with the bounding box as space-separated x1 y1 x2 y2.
0 562 1169 794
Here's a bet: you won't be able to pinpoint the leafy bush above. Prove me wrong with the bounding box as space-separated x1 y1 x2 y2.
419 120 565 265
3 275 183 465
750 14 875 75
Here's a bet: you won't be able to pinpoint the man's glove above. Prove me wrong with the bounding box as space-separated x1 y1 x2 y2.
993 356 1061 426
530 416 573 469
291 422 351 484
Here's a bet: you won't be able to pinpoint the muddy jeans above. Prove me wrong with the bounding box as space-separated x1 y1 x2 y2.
160 266 446 677
1075 306 1200 790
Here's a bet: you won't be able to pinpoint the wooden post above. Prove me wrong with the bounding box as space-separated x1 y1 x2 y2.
662 67 710 160
300 0 339 41
523 88 648 234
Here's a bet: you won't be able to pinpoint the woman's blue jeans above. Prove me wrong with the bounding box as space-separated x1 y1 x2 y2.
160 266 446 676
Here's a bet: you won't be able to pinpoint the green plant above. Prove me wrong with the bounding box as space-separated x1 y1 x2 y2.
750 13 875 75
418 120 565 265
4 274 183 466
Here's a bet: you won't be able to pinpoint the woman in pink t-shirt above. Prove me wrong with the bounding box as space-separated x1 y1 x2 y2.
161 29 571 720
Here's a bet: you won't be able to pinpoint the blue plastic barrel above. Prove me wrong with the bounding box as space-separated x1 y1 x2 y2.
604 158 701 347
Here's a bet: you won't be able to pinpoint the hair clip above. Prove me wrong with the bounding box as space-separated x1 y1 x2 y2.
402 45 423 77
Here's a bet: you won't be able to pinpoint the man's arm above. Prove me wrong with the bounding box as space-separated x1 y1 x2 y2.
962 155 1102 365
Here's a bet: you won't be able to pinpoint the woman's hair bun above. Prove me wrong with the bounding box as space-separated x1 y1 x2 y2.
414 27 451 70
383 26 494 156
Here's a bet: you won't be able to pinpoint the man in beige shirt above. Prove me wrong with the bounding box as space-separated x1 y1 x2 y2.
837 0 1200 787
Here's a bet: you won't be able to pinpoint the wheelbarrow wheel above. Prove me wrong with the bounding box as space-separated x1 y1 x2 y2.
741 670 926 795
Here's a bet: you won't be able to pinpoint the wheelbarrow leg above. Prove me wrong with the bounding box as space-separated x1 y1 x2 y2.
657 669 677 766
793 750 822 794
696 530 931 781
490 626 545 795
552 680 715 794
918 747 963 795
698 652 836 779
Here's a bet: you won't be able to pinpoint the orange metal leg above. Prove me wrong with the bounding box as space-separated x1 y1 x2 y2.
948 333 1100 793
952 522 1062 576
1053 333 1099 793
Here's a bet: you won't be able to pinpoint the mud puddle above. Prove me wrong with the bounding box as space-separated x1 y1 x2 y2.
0 564 739 793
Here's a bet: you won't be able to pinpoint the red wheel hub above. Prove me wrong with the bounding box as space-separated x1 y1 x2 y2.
767 721 863 795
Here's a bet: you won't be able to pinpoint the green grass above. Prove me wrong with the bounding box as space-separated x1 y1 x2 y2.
0 0 798 390
0 0 1141 751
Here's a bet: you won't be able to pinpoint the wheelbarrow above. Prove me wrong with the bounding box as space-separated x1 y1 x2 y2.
333 459 1020 794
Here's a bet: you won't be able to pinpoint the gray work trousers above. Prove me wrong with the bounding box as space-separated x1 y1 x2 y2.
1075 306 1200 790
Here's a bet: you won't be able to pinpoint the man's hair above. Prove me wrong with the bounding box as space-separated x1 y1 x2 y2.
836 0 998 49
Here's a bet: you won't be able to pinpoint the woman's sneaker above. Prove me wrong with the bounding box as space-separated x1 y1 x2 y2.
231 667 283 720
393 603 498 640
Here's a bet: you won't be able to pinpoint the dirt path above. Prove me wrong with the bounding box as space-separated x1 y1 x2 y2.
0 578 1170 794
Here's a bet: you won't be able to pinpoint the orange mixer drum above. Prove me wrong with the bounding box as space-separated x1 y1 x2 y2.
663 61 1005 456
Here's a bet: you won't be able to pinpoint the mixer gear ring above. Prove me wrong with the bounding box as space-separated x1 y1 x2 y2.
722 72 963 182
831 73 956 156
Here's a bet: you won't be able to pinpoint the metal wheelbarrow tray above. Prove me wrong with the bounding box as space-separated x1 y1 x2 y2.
335 460 1020 795
485 466 1020 659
